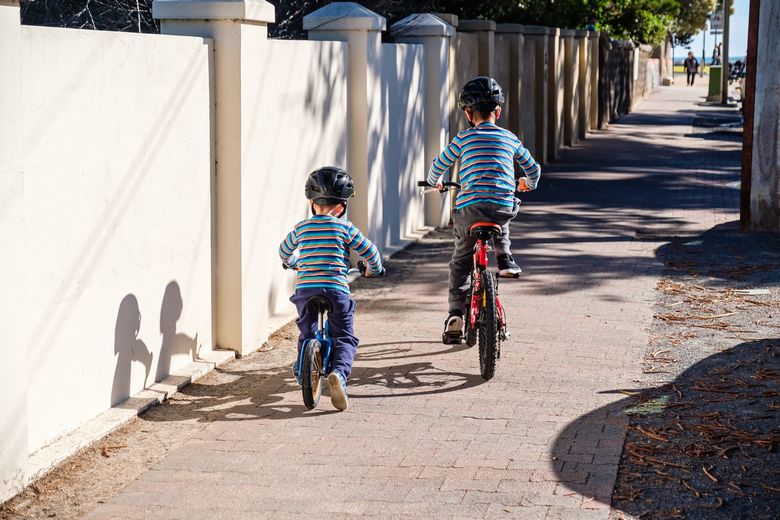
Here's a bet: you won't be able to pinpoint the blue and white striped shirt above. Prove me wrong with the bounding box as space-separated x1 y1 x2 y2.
427 122 541 209
279 215 382 294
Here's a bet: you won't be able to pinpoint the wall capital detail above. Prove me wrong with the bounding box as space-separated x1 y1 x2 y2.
391 13 454 38
303 2 386 32
152 0 275 24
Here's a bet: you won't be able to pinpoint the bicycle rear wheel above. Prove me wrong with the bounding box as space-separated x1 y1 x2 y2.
478 270 499 380
301 339 323 409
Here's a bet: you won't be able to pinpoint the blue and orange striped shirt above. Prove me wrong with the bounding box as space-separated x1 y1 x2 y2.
427 122 541 209
279 215 383 294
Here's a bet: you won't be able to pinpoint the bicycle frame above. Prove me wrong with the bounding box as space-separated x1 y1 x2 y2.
296 310 333 385
468 236 507 336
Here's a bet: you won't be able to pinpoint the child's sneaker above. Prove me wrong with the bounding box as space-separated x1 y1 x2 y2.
497 254 522 278
327 371 349 411
442 313 463 345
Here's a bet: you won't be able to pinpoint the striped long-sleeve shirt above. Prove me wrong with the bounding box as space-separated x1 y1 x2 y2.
426 122 541 209
278 215 383 294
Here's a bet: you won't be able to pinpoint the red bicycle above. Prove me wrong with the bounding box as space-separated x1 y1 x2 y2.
418 181 509 380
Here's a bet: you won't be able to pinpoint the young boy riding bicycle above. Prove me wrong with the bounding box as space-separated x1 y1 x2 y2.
425 77 541 344
279 167 384 411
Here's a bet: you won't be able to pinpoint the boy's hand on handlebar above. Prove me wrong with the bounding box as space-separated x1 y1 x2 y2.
435 176 444 191
357 261 386 278
516 178 532 192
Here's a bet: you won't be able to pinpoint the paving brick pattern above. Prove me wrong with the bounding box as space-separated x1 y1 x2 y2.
84 84 740 519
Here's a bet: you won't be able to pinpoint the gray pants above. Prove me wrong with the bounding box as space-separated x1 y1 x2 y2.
449 202 519 314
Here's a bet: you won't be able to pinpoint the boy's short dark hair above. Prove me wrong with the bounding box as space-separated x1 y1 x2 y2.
468 102 498 120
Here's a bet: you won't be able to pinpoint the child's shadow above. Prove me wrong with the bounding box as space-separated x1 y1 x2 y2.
155 281 198 382
112 294 153 406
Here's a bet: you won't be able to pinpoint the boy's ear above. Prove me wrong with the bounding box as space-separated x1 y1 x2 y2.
464 109 475 127
495 107 502 121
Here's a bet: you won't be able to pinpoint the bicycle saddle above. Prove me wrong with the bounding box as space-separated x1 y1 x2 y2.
306 295 333 314
468 221 502 237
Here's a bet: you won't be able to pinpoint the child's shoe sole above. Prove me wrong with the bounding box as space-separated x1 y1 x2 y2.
327 372 349 411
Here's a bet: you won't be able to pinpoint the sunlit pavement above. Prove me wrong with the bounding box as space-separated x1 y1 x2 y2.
85 82 741 520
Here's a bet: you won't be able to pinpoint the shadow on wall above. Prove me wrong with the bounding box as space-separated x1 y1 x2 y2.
112 282 198 407
551 339 780 518
156 280 197 381
112 294 152 406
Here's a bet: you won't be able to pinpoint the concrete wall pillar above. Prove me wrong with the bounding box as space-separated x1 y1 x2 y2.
522 26 549 163
546 28 563 159
0 0 30 503
576 30 589 141
459 19 495 77
495 24 524 138
305 4 386 236
153 0 274 355
562 29 577 146
588 31 599 130
392 14 455 228
432 13 460 143
749 0 780 230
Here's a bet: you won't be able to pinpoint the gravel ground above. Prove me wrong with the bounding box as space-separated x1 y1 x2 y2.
0 234 450 520
610 222 780 520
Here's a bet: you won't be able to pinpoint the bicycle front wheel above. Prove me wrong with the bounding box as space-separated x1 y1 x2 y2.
301 339 323 409
478 270 499 380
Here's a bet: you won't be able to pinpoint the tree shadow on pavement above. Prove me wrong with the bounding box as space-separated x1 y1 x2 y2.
552 339 780 519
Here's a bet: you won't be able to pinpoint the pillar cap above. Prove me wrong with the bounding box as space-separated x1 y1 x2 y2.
152 0 275 23
303 2 385 31
391 13 454 37
575 29 589 38
459 19 496 32
587 30 599 39
432 13 458 28
560 29 576 37
522 25 551 36
495 23 524 33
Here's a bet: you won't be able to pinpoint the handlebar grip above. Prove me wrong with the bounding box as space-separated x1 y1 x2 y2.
356 261 386 277
417 181 431 187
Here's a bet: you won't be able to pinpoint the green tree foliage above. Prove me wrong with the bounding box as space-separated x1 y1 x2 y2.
671 0 717 46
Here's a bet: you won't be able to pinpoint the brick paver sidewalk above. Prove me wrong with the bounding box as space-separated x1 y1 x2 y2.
85 83 741 519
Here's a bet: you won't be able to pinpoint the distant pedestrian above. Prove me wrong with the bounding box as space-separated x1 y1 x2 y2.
585 15 597 32
712 43 722 65
684 52 699 86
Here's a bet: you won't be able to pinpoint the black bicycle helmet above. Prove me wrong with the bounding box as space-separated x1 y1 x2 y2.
304 166 354 206
457 76 505 110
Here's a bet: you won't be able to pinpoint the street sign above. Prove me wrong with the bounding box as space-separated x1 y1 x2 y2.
710 13 723 31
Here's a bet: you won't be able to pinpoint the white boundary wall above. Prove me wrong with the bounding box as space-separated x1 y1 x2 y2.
20 26 215 453
0 0 28 502
378 43 425 253
243 39 349 341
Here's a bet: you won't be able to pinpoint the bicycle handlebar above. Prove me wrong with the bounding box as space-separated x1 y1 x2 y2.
417 181 462 192
284 261 385 278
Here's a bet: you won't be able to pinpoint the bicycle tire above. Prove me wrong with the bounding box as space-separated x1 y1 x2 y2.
478 270 499 380
301 339 323 409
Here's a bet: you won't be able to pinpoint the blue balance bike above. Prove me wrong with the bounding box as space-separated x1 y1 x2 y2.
286 262 384 410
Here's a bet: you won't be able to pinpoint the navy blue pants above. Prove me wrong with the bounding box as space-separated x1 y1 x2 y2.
291 288 358 379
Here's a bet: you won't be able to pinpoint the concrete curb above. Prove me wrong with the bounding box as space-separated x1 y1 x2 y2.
23 349 235 490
